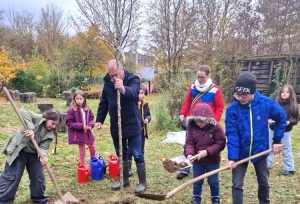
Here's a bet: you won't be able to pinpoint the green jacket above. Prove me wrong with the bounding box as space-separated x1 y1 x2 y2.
2 108 54 166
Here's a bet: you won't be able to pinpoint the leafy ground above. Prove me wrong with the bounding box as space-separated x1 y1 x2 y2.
0 94 300 204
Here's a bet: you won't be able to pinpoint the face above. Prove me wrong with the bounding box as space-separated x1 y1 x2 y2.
139 89 145 101
235 91 254 104
196 71 209 85
195 120 206 128
44 119 60 131
75 94 85 107
108 65 125 83
281 87 290 100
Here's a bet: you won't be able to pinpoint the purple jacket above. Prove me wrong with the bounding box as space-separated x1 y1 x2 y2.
66 106 95 145
186 103 226 165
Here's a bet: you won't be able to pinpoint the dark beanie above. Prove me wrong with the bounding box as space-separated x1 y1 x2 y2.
234 72 257 94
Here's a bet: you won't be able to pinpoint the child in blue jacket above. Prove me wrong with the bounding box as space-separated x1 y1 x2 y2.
225 72 286 204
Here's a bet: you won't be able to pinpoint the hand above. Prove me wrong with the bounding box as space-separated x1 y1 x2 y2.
179 115 185 122
227 161 236 169
286 121 290 126
187 155 194 162
83 125 91 131
197 150 208 160
115 78 125 93
268 119 274 125
272 144 283 154
40 156 48 166
95 122 102 130
24 130 34 138
144 119 149 124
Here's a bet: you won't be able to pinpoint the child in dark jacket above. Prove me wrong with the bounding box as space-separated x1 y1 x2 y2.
66 90 96 166
267 84 299 175
186 103 226 204
128 85 151 176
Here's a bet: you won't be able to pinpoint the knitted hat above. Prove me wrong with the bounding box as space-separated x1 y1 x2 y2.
234 72 257 94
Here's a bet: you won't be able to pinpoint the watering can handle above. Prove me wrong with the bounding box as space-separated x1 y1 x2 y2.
166 148 273 199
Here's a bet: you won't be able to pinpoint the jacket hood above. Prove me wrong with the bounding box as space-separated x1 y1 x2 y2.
187 103 216 126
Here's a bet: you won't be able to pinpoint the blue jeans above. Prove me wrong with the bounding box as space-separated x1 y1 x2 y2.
180 130 190 174
112 133 145 164
193 163 220 202
267 129 294 171
232 157 270 204
128 130 146 160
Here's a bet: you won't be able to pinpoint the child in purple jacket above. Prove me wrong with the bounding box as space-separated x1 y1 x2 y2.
66 90 96 166
186 103 226 204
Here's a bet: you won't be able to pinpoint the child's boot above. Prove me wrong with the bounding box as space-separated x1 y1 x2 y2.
193 196 201 204
211 197 220 204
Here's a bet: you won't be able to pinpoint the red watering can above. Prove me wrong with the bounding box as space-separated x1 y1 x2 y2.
108 155 119 179
77 163 90 183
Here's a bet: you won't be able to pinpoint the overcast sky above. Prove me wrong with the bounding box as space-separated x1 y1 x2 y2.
0 0 80 22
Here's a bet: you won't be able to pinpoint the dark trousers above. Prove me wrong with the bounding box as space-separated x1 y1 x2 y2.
232 157 270 204
0 151 49 204
128 130 145 160
112 133 145 164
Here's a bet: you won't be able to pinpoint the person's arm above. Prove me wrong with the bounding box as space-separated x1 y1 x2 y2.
185 126 196 156
213 87 225 122
87 108 95 129
225 105 240 162
144 103 151 123
19 108 40 130
96 84 109 124
65 108 84 130
180 84 193 116
288 106 299 126
120 74 140 98
269 100 286 144
206 123 226 156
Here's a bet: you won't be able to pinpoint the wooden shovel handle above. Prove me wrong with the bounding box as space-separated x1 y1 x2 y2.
166 148 273 199
3 87 66 203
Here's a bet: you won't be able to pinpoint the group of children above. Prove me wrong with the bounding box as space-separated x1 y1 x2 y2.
0 71 298 204
185 72 298 204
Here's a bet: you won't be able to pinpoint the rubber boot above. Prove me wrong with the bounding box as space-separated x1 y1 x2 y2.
134 163 147 194
129 160 133 177
211 197 220 204
193 196 201 204
111 161 130 190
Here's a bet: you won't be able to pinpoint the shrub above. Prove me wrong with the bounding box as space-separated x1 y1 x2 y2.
85 85 102 99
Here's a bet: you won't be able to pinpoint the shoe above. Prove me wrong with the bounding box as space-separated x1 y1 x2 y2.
176 172 188 180
282 170 295 176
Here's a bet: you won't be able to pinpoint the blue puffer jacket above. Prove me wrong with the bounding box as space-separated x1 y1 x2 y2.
96 70 141 138
225 91 286 163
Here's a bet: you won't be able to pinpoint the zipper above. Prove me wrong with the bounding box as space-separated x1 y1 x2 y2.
249 103 253 156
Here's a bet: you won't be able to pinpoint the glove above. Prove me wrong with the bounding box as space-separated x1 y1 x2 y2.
83 125 91 131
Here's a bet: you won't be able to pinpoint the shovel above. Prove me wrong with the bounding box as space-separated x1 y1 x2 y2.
3 87 78 204
137 148 273 201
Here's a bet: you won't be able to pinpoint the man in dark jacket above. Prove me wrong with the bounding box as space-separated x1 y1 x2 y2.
95 59 146 194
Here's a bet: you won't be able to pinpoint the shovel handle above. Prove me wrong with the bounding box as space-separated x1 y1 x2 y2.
166 148 273 199
3 87 66 204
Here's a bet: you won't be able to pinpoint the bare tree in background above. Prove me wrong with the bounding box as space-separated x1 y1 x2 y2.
75 0 142 202
6 9 35 59
36 4 66 64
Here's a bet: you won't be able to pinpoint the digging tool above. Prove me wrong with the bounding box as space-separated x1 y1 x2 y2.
3 87 78 204
137 148 273 201
162 154 200 173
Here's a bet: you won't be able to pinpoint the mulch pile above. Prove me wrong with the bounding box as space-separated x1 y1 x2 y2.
162 158 189 173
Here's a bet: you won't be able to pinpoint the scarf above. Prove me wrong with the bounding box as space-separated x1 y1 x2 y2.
194 78 213 92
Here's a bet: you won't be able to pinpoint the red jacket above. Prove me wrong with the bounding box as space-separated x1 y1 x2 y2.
180 83 224 122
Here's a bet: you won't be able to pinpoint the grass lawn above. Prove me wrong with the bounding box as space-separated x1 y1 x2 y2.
0 94 300 204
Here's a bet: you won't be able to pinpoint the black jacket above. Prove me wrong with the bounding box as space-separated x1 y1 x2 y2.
96 70 141 138
269 100 299 132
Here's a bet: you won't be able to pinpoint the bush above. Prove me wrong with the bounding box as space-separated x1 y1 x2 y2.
42 70 68 98
10 69 43 96
85 85 102 99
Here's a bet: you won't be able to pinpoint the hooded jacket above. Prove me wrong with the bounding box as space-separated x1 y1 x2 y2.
185 103 226 165
66 106 95 144
96 70 141 138
225 91 286 163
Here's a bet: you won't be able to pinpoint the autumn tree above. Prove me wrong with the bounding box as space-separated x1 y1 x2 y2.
36 4 66 64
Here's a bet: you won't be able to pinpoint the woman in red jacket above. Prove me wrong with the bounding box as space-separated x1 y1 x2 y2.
177 65 224 179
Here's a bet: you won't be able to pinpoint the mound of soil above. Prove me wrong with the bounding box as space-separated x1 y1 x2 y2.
112 196 136 204
162 158 189 173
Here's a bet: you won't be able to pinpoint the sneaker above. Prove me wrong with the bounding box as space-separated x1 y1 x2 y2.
176 172 188 180
282 170 295 176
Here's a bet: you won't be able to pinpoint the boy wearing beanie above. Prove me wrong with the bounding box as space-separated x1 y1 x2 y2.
225 72 286 204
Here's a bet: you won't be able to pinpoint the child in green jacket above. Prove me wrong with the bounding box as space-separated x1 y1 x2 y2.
0 108 61 204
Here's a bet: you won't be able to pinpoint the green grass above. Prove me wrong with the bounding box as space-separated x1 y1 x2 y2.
0 94 300 204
